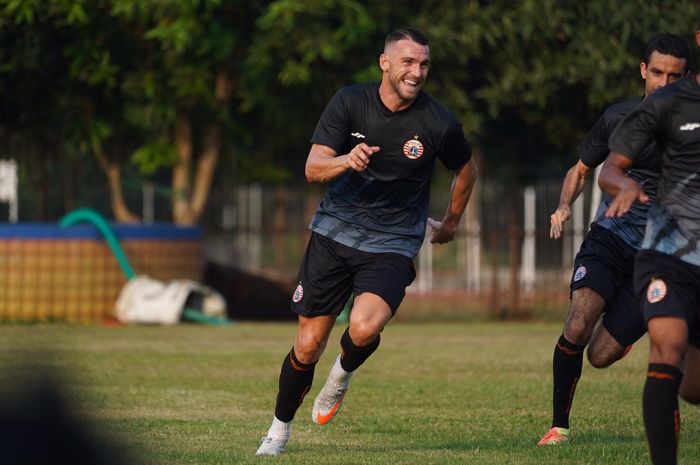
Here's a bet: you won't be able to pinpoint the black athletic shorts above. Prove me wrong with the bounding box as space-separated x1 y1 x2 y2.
569 223 645 347
290 232 416 317
635 250 700 349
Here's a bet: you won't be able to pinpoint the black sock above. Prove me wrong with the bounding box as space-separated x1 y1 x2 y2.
643 363 683 465
274 348 316 422
551 334 585 429
339 327 380 372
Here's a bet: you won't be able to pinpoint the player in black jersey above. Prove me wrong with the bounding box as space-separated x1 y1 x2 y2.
601 26 700 465
539 34 689 446
256 28 478 456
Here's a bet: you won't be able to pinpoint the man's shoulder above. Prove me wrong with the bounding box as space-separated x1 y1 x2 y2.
415 91 460 126
647 76 695 106
336 82 377 100
604 97 643 119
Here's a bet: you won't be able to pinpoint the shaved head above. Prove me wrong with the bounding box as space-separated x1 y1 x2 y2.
384 28 429 52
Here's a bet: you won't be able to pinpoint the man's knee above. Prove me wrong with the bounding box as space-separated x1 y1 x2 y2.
648 317 688 366
563 316 590 345
348 318 381 347
348 293 392 346
586 325 628 368
564 289 605 345
649 345 684 367
586 348 619 368
294 333 328 363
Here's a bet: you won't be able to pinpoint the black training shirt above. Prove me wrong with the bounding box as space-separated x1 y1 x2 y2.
609 75 700 266
579 98 661 249
309 82 472 258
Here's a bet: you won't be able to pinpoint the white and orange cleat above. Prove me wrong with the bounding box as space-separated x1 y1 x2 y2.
537 426 570 446
312 355 353 425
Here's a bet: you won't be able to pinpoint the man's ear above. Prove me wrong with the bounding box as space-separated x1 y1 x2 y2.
379 53 389 72
640 61 647 80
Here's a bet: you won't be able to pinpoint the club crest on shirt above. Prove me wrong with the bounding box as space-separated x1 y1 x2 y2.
573 265 587 282
403 135 424 160
646 278 667 304
292 283 304 303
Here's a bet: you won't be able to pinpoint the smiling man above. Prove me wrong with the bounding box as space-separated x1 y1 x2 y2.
256 28 478 456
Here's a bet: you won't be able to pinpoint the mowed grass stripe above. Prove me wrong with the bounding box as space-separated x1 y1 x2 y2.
0 322 698 465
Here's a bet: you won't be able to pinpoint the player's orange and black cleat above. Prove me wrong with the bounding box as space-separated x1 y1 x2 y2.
537 427 570 446
312 355 353 425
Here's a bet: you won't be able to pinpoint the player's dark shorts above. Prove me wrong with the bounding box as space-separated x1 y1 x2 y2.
569 223 645 346
634 250 700 349
291 232 416 317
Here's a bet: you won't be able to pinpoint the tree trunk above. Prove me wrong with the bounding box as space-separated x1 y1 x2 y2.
171 71 231 226
172 115 194 225
95 152 140 223
188 123 220 224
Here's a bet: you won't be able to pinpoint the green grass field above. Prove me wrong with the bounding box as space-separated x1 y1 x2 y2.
1 322 698 465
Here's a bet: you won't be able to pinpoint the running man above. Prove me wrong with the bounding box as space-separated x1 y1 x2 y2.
600 26 700 465
539 33 689 446
256 28 478 456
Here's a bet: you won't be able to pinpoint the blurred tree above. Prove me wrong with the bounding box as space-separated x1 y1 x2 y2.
0 0 86 219
240 0 378 180
0 0 264 224
109 0 265 225
240 0 699 183
1 0 698 221
386 0 699 181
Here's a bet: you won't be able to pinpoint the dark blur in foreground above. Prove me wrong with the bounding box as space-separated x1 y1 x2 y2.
0 361 131 465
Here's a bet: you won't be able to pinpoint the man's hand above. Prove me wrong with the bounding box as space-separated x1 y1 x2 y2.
605 184 649 218
427 217 457 244
599 152 646 218
346 143 380 172
549 206 572 239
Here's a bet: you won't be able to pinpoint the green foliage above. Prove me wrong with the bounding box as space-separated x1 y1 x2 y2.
405 0 700 180
1 0 40 24
131 139 178 174
2 0 700 217
251 0 374 85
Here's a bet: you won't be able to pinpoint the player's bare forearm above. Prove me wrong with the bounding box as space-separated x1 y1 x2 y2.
557 161 591 210
305 143 380 183
428 158 478 244
599 152 648 218
598 152 635 197
550 160 592 239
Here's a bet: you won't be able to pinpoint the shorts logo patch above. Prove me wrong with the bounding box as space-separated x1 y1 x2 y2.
573 265 587 282
647 279 667 304
402 136 424 160
292 283 304 303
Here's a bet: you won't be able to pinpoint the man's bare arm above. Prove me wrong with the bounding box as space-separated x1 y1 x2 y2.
549 159 593 239
427 158 479 244
305 143 380 183
598 152 648 218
